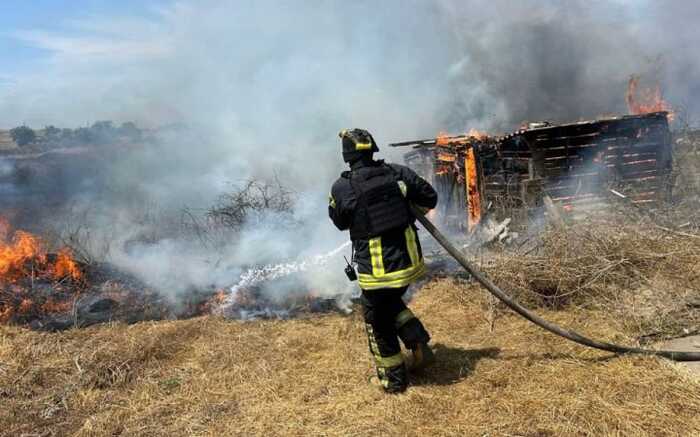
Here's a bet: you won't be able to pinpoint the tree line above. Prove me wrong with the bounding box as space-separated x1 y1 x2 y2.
9 121 143 147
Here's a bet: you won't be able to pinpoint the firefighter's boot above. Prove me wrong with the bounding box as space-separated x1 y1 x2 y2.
369 363 408 394
408 342 435 372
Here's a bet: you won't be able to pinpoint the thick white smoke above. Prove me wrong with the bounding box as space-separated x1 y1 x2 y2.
1 1 699 303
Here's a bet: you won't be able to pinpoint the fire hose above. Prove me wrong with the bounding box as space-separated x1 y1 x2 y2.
411 205 700 362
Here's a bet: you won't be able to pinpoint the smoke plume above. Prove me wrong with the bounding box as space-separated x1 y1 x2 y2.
1 1 698 303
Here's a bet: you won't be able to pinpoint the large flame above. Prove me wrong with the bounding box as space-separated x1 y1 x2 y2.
625 75 674 120
465 147 482 232
0 217 83 324
432 131 486 232
0 230 46 281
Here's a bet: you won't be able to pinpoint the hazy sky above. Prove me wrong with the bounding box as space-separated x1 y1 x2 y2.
1 0 697 132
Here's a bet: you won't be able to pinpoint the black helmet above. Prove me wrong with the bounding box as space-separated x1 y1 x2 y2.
339 128 379 163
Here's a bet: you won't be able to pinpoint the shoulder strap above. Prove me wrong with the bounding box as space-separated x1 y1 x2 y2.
383 162 400 180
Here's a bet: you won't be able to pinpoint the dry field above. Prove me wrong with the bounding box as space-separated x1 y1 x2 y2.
3 216 700 436
1 132 699 436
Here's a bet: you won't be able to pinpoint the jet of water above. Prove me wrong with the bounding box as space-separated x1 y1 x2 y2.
217 241 351 316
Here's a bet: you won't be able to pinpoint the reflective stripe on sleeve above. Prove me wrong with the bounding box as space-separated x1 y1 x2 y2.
405 226 420 267
398 180 407 197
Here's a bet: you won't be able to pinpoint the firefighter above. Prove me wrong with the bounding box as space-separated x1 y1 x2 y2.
328 128 438 393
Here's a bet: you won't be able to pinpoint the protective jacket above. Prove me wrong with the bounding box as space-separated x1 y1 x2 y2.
329 159 438 290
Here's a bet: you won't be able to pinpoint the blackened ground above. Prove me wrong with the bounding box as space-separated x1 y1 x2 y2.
7 261 351 332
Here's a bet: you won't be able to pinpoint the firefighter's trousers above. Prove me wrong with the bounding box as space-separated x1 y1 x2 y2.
360 286 430 393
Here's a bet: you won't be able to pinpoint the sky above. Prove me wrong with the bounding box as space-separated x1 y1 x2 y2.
0 1 157 76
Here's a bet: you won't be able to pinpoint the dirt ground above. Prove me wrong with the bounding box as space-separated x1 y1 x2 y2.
2 278 700 437
662 335 700 377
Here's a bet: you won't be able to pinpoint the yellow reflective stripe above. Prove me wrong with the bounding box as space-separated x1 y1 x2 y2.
377 367 389 388
359 263 426 290
405 226 420 267
398 180 407 197
366 325 404 369
360 271 424 289
375 352 404 368
359 260 425 282
395 309 415 329
328 193 336 209
355 142 372 150
369 237 385 276
366 324 381 357
360 225 425 290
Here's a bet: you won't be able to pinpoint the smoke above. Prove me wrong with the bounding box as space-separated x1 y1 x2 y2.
1 1 699 305
438 0 700 131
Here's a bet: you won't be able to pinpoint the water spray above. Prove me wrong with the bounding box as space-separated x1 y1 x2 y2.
218 241 351 316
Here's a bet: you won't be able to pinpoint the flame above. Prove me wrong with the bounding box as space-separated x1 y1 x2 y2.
436 129 490 147
0 230 46 281
436 132 451 146
54 248 83 281
465 147 482 232
467 128 488 140
436 152 456 162
0 217 84 324
625 75 674 120
199 289 229 314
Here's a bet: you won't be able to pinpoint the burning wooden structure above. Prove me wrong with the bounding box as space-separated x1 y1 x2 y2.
393 112 673 232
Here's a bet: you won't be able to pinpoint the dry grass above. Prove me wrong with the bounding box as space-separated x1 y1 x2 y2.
2 127 699 437
2 275 700 436
484 211 700 340
3 184 700 436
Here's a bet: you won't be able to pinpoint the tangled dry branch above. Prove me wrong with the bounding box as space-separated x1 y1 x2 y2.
207 178 296 230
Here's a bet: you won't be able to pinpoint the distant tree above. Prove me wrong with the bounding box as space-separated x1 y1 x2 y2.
43 125 61 144
91 120 115 132
74 127 95 145
60 128 74 140
9 126 36 146
90 121 119 145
